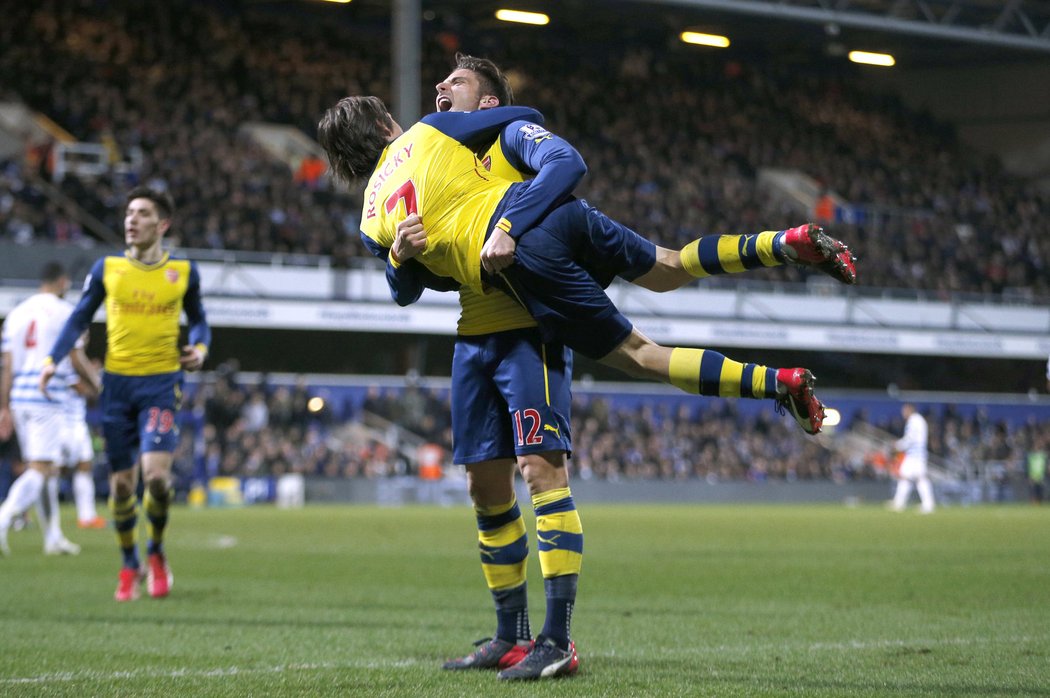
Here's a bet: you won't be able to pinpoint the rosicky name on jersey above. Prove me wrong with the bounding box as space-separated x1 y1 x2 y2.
365 143 414 220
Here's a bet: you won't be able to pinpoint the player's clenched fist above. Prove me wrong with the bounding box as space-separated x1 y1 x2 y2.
480 227 516 275
392 214 427 264
179 344 207 371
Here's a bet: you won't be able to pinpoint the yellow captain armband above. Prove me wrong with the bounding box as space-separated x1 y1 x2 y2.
388 248 403 269
495 218 512 234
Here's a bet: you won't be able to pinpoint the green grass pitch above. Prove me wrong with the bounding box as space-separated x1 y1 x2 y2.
1 502 1048 696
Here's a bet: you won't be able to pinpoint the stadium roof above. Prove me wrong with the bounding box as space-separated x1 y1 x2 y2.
646 0 1050 53
286 0 1050 68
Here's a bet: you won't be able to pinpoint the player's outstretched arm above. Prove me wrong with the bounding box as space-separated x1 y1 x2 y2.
47 258 107 371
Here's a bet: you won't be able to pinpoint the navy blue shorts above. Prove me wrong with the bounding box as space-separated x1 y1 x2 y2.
493 199 656 360
99 371 184 472
451 328 573 464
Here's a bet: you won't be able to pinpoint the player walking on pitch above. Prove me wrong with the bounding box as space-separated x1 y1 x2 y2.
0 262 94 557
890 403 935 514
41 187 211 600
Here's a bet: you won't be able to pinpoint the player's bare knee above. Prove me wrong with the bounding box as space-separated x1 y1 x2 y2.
465 474 495 505
145 476 170 499
111 475 135 500
518 452 568 495
465 460 516 506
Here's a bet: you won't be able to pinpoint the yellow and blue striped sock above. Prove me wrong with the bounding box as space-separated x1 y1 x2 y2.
109 494 140 569
476 498 530 642
533 487 583 650
669 347 777 399
681 231 784 279
144 486 172 557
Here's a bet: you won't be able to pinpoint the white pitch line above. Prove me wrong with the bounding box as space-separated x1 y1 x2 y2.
0 659 421 686
4 634 1044 686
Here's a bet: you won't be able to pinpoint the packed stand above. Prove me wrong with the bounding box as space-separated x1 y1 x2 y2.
4 369 1043 492
164 369 1050 490
570 396 841 482
0 0 1048 300
177 367 455 485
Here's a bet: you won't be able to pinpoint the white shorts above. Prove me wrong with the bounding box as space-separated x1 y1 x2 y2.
898 455 928 480
61 418 94 466
12 405 65 463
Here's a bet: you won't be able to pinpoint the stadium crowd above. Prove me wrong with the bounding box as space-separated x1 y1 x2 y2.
164 367 1047 491
1 0 1048 300
0 359 1043 496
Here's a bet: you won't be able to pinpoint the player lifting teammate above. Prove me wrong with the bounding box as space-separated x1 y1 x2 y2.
318 90 858 680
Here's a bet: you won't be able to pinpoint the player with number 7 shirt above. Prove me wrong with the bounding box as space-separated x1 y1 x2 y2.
321 92 858 680
40 186 211 602
321 96 857 438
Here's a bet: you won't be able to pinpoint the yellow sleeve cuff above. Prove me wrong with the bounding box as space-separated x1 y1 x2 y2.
388 249 403 269
194 343 209 359
42 356 54 366
495 218 512 234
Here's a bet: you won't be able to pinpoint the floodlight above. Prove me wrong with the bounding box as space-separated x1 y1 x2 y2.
848 50 895 66
495 9 550 26
680 31 730 48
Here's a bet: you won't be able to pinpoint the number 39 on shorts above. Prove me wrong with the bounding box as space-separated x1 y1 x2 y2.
145 407 175 434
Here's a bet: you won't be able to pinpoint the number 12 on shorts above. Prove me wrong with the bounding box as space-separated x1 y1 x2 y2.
513 408 544 447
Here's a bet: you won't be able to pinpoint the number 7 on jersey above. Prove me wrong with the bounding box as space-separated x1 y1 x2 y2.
385 180 418 216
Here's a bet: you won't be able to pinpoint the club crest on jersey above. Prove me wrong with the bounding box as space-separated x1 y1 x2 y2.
518 123 552 142
166 268 180 283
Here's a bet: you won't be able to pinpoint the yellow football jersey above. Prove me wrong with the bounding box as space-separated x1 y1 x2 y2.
101 255 197 374
360 122 511 295
51 252 210 376
457 138 537 336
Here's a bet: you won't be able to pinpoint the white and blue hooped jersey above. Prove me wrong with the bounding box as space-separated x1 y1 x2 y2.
2 292 77 410
63 376 88 422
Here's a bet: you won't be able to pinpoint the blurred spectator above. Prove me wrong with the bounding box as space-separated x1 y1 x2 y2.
241 389 269 433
